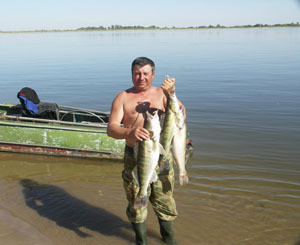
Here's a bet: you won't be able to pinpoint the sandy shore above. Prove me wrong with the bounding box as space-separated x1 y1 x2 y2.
0 208 55 245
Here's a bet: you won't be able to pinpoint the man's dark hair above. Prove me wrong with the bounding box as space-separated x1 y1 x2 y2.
131 57 155 74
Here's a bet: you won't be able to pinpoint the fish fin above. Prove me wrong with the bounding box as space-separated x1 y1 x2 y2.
159 143 167 156
134 195 148 209
150 170 158 183
179 172 189 186
160 153 171 170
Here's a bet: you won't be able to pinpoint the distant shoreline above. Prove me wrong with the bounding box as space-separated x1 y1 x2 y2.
1 23 299 34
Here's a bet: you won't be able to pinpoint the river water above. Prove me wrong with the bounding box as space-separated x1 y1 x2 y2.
0 28 300 244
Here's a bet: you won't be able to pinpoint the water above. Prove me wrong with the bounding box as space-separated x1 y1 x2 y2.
0 28 300 244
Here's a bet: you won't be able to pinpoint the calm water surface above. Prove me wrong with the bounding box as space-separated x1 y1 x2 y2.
0 28 300 244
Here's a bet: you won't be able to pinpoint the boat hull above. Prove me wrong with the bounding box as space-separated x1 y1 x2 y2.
0 143 123 159
0 103 193 161
0 104 125 160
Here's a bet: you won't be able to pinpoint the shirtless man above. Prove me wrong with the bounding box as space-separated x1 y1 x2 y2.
107 57 184 245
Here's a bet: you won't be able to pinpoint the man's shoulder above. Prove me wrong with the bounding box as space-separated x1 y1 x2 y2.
151 85 162 90
116 88 133 98
124 87 136 94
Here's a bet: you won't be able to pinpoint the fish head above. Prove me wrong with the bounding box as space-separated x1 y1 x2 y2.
145 110 159 121
145 110 154 119
145 110 161 140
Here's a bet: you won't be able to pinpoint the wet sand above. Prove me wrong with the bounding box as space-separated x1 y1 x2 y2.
0 208 55 245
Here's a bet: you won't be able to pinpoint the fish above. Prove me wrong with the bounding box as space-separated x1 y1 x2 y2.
171 107 189 185
160 92 179 154
160 76 189 185
134 110 165 208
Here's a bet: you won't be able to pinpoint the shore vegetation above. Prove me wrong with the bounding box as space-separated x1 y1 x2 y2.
1 22 299 33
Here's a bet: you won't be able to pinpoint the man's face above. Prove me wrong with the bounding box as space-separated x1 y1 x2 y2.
132 64 155 92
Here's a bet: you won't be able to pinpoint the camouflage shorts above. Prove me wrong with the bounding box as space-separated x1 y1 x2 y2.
122 145 178 223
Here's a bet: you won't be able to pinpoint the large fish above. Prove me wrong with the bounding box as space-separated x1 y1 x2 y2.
134 110 164 208
160 92 178 153
160 78 189 185
171 106 189 185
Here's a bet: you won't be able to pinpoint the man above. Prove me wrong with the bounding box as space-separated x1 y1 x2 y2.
107 57 184 245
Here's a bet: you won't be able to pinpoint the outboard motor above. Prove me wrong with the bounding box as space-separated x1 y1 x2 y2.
17 87 59 120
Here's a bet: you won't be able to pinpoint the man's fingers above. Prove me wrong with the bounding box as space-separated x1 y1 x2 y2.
141 130 150 140
161 78 175 94
135 128 150 141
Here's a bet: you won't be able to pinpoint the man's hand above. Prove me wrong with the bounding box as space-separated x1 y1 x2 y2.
129 126 150 142
161 76 175 94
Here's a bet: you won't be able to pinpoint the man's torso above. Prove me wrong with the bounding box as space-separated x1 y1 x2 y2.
122 86 166 146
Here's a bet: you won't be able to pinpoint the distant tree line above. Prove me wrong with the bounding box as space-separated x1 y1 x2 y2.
231 22 300 28
76 25 161 31
1 22 299 33
76 22 300 31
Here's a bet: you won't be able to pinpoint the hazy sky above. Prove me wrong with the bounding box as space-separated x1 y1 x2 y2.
0 0 299 31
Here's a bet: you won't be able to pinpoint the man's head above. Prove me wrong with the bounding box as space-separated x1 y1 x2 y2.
131 57 155 74
131 57 155 92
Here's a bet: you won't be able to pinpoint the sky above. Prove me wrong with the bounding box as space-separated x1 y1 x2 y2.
0 0 299 31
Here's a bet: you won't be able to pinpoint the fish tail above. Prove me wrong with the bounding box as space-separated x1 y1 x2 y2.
179 172 189 186
134 195 148 209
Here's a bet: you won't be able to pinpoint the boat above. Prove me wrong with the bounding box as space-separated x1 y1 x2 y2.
0 103 193 161
0 103 125 160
